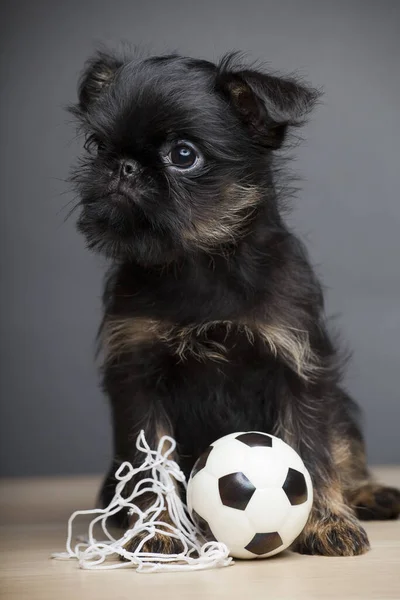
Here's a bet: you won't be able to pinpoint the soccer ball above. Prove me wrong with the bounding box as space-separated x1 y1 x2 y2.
187 432 313 559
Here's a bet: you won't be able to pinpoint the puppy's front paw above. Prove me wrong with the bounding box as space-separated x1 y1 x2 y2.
121 528 184 560
294 513 370 556
350 484 400 521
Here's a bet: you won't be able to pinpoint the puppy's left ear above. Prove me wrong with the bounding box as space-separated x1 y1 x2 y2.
74 50 124 114
217 57 321 148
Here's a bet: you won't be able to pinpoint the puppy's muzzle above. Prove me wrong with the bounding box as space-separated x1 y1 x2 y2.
119 159 138 179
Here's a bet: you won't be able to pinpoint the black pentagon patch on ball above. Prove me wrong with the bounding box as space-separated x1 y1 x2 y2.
236 432 273 448
191 446 213 478
191 509 217 541
245 532 283 555
218 472 256 510
282 467 308 505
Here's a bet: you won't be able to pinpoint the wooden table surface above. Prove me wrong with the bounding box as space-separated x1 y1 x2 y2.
1 467 399 600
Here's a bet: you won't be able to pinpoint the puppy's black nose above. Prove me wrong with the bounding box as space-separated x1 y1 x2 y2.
120 160 137 178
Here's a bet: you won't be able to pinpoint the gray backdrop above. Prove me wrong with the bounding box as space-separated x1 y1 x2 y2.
1 0 399 477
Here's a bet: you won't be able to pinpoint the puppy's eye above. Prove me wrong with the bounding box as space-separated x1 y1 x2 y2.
83 134 98 153
83 134 106 155
170 144 196 168
165 141 202 170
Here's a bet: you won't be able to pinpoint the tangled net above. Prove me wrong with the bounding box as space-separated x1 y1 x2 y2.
52 431 232 573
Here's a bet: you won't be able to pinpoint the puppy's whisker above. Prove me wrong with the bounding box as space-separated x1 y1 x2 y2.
57 193 80 217
63 201 81 223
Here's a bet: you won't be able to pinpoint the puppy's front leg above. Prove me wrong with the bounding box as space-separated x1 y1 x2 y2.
101 360 184 556
274 392 370 556
122 429 185 558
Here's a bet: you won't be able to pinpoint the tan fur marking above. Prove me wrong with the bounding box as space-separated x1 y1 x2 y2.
229 82 249 99
332 436 370 499
332 436 353 470
250 322 319 379
102 317 170 357
183 183 261 250
102 316 319 377
102 317 230 363
154 420 176 457
313 481 350 517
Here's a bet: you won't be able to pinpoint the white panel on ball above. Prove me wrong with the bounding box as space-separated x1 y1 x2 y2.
210 505 255 547
205 439 250 478
240 446 287 489
187 469 220 518
245 487 291 532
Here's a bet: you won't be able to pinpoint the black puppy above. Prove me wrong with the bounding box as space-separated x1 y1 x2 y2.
70 49 400 556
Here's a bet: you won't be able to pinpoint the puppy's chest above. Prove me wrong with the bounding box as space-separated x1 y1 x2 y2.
102 303 316 380
103 316 263 364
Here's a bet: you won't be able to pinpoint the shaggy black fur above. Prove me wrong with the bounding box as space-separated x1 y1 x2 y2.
69 49 400 557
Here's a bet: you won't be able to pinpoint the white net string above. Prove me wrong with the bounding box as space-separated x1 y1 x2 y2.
52 430 233 573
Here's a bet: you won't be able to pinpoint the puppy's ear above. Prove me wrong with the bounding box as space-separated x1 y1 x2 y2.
76 50 124 113
217 55 321 148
